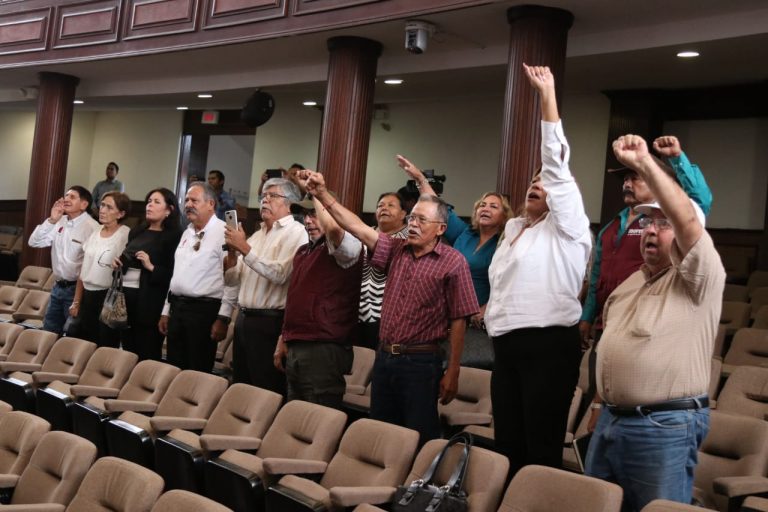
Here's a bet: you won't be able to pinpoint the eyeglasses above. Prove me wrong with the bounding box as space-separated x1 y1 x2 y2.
193 231 205 251
406 214 443 226
261 192 287 202
638 217 672 230
97 249 114 268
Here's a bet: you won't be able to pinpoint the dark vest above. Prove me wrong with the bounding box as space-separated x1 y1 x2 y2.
595 215 644 327
283 235 362 343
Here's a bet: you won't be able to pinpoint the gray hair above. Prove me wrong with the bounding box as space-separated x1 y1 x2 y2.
418 194 448 224
264 178 301 204
188 181 218 207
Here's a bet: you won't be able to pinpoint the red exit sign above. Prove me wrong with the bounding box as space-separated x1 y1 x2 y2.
201 111 219 124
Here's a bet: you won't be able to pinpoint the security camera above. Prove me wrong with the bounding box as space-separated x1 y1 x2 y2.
405 20 435 54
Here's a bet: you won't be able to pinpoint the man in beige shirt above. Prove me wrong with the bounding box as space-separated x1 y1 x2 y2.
584 134 725 512
224 178 307 395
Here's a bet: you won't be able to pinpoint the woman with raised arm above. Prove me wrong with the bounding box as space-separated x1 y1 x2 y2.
485 64 592 477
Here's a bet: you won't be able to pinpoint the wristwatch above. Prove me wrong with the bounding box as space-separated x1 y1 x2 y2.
216 315 231 325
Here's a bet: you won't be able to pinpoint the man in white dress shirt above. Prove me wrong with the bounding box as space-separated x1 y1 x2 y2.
159 182 237 372
224 178 307 396
29 186 100 335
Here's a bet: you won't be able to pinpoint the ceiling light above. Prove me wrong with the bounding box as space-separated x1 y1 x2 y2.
676 51 700 58
73 100 84 104
176 106 188 110
197 93 213 98
303 101 317 107
384 79 404 85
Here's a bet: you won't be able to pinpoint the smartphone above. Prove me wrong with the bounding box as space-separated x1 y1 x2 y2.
224 210 238 230
266 169 282 179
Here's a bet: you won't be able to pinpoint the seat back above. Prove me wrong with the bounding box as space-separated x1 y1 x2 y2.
12 431 97 505
716 365 768 419
39 337 97 375
12 290 51 321
0 286 28 314
65 457 164 512
258 400 347 462
720 301 751 334
203 383 282 438
15 266 53 290
754 305 768 330
6 329 58 364
321 418 419 489
709 358 722 401
117 360 181 402
438 367 492 426
641 499 711 511
155 370 228 419
78 347 138 389
345 346 375 390
0 411 50 475
0 322 24 357
499 465 622 512
42 273 56 292
712 324 726 359
152 489 231 512
748 271 768 296
751 288 768 319
723 283 749 303
694 410 768 510
723 328 768 368
0 233 18 252
407 439 510 512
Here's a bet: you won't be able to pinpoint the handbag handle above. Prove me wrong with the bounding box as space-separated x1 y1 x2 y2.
111 269 123 291
420 432 473 488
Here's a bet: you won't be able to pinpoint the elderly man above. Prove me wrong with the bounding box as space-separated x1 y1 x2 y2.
272 194 362 409
303 169 478 445
29 186 99 335
208 170 236 221
584 134 725 511
224 178 307 395
159 182 237 372
92 162 124 211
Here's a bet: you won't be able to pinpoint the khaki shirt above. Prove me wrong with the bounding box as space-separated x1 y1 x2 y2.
597 231 725 406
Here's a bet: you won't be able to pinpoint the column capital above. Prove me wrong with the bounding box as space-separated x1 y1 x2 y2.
327 36 382 58
506 5 574 28
38 72 80 88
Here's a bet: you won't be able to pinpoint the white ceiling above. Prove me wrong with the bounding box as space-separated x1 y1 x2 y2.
0 0 766 109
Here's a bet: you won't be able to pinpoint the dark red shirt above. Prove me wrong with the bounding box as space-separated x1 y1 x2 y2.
370 233 479 345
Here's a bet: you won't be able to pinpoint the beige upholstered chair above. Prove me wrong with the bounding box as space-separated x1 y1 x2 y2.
105 370 228 467
641 499 715 511
154 383 282 492
709 358 723 404
0 331 62 411
36 346 138 431
11 290 51 328
72 359 180 456
742 496 768 511
205 400 347 512
712 324 727 359
0 234 18 253
438 366 492 431
343 382 371 414
152 489 232 512
0 323 24 361
722 328 768 376
720 301 751 337
266 419 420 511
42 273 55 292
723 283 749 303
499 465 622 512
345 346 375 396
0 411 51 488
751 288 768 320
0 286 28 317
14 266 52 291
0 329 57 370
0 400 11 415
748 272 768 298
754 305 768 330
715 365 768 419
64 457 164 512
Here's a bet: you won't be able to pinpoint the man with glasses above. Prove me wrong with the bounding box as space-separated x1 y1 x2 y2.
223 178 307 396
584 134 725 511
301 169 478 445
271 193 362 409
159 182 237 372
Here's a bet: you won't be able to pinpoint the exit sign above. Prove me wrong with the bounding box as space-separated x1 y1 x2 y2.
201 111 219 124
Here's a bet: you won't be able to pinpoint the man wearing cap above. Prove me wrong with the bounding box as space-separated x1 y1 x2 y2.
301 169 478 446
224 178 307 396
272 193 363 409
584 134 725 511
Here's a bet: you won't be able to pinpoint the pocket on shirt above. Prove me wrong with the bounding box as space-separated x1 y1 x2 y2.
631 295 664 338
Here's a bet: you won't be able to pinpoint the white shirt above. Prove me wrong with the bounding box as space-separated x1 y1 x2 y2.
485 120 592 336
80 225 130 290
225 214 308 310
28 213 100 281
323 230 363 269
162 215 237 317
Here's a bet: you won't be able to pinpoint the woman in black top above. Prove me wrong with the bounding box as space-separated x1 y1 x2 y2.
116 188 182 361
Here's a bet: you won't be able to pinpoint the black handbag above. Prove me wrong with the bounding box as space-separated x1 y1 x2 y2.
391 432 473 512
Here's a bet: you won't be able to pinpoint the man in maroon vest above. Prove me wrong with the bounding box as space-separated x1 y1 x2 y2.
273 195 363 410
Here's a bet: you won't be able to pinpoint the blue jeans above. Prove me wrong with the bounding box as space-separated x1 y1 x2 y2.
370 351 443 446
585 407 710 512
43 283 75 335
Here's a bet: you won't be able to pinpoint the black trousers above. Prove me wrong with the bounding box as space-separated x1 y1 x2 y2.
355 320 380 350
491 324 581 478
166 298 220 372
233 310 286 397
121 288 164 361
79 288 121 348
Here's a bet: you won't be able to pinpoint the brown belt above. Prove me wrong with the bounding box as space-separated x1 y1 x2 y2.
380 343 440 355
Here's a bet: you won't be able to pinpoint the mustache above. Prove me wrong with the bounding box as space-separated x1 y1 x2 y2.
185 207 197 215
622 188 635 197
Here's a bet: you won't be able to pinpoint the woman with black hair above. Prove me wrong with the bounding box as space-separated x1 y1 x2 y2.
116 188 182 361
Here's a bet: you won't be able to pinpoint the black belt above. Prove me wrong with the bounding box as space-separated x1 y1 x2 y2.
168 293 221 305
240 307 283 318
606 396 709 417
55 280 76 287
380 343 441 355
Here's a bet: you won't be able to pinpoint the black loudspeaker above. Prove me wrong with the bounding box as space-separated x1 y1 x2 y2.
241 91 275 127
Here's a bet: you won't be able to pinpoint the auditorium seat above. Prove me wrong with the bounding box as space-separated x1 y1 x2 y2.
714 366 768 420
36 346 138 431
641 499 713 511
213 341 233 378
751 288 768 320
265 419 419 511
0 323 24 362
722 328 768 376
0 400 11 415
152 489 232 512
723 283 749 303
105 370 228 467
41 274 55 292
0 287 28 319
712 324 726 359
720 301 751 337
204 400 347 512
345 346 375 397
14 266 52 291
709 358 723 405
0 233 17 254
0 411 51 491
743 497 768 512
748 272 768 298
754 306 768 330
10 290 51 328
154 383 282 493
438 366 492 434
342 382 371 417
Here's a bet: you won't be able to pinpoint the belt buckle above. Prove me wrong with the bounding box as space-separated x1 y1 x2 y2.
391 344 402 355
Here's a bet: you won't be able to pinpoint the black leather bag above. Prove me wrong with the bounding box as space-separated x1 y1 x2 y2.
391 432 472 512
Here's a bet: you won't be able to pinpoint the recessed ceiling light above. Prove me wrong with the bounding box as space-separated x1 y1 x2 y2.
303 101 317 107
197 93 213 98
176 106 188 110
73 100 84 104
384 79 404 85
677 51 700 58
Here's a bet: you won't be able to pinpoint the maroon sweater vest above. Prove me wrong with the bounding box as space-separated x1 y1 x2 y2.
282 236 363 344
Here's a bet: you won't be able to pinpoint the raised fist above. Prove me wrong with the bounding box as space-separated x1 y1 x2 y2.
653 136 682 158
613 134 651 170
522 63 555 93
